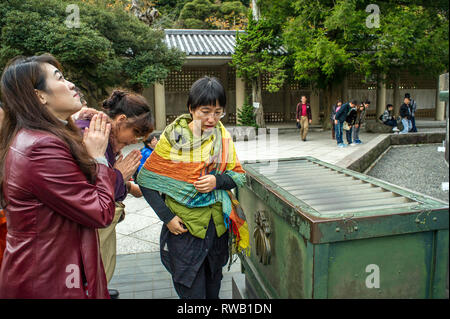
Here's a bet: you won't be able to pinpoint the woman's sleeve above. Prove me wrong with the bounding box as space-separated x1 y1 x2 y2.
139 186 175 224
113 167 127 202
214 174 237 190
29 136 116 229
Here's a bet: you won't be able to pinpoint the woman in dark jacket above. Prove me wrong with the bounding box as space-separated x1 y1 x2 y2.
399 97 411 134
344 104 357 146
0 54 116 298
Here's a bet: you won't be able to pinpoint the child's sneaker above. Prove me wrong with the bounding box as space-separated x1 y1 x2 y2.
338 143 344 148
392 127 400 132
349 143 355 146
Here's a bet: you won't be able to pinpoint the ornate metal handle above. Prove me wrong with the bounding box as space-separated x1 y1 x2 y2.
253 210 271 265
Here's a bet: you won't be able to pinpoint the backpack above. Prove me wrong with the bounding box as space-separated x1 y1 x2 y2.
379 114 383 121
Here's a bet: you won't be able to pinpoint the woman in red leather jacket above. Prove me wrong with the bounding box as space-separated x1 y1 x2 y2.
0 54 117 299
0 105 5 268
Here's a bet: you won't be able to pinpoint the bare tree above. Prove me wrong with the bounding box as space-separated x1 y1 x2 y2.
130 0 160 26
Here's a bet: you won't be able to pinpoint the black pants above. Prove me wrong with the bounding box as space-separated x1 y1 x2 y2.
161 217 229 299
384 119 398 127
173 255 223 299
410 116 417 132
345 127 353 144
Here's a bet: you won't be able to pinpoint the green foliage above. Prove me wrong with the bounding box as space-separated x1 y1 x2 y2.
179 0 217 28
268 0 449 88
237 97 257 127
231 15 287 93
0 0 184 103
177 0 249 29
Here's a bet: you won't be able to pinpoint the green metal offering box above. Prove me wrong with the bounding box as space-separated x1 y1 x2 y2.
236 157 449 298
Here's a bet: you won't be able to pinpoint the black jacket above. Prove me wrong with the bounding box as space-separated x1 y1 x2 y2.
400 103 411 119
335 102 350 123
345 108 357 126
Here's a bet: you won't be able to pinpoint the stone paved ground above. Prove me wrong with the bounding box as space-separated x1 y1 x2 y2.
111 121 447 299
109 252 241 299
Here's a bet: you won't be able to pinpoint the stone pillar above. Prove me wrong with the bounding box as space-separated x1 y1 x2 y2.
393 76 401 117
376 74 386 119
236 75 246 124
154 82 166 131
435 74 446 121
142 85 155 120
310 89 320 125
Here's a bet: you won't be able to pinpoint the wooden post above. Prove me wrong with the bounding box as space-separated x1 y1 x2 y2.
310 89 320 125
436 74 446 121
376 74 386 120
154 82 166 131
393 76 400 117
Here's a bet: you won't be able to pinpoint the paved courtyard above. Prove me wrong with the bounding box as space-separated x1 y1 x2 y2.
111 121 447 299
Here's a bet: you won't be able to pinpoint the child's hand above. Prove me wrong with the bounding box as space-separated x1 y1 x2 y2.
193 175 217 193
128 182 143 198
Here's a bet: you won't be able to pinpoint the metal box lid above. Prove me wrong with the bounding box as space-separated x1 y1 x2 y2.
242 157 449 244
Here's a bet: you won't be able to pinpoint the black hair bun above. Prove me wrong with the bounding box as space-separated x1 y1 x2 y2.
102 90 126 109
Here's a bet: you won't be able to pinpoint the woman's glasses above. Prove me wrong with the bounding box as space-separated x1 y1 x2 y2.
198 109 226 119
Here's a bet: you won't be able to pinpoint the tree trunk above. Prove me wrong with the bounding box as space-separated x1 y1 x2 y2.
393 75 400 117
321 81 341 129
253 76 265 128
251 0 261 21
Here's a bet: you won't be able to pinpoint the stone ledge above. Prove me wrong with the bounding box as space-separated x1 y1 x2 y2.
365 120 404 133
336 132 446 173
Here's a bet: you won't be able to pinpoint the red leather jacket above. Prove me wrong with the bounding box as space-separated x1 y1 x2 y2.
0 129 116 299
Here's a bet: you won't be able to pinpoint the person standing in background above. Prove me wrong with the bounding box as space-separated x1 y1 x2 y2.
335 100 358 148
296 95 312 141
343 102 357 146
399 97 412 134
353 100 369 144
405 93 417 132
330 101 341 140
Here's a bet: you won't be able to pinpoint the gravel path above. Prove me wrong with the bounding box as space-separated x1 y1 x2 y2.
367 144 449 203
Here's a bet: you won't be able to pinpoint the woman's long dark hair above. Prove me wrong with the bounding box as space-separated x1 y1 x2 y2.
0 54 97 206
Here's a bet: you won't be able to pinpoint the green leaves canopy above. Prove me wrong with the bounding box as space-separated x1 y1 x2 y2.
234 0 448 91
0 0 184 101
231 16 287 93
276 0 448 87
